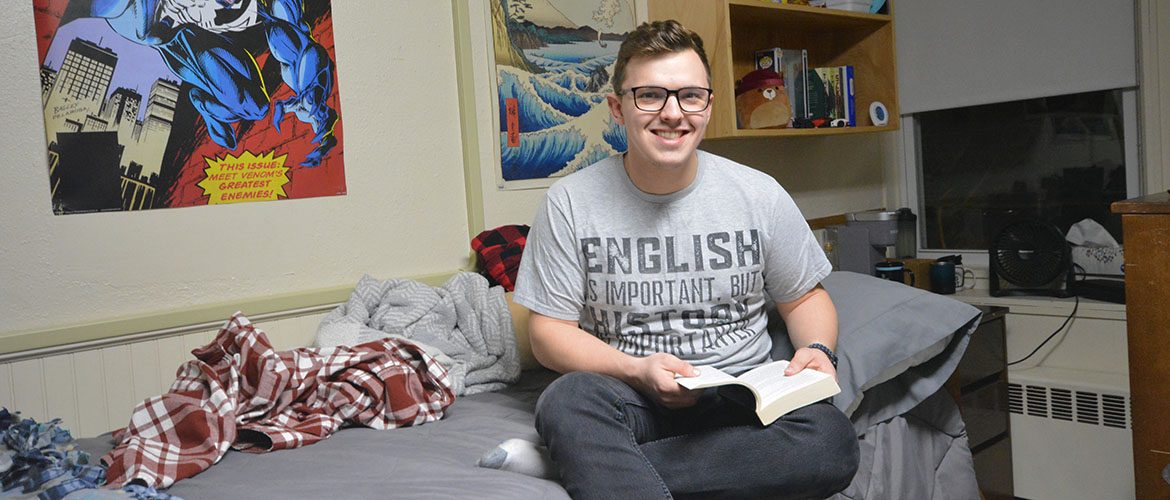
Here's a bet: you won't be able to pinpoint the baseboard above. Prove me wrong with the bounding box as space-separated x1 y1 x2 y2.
0 271 459 362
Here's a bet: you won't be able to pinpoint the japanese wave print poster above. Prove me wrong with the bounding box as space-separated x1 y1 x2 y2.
492 0 638 188
32 0 346 215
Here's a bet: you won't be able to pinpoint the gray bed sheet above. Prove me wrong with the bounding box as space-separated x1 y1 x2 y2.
833 390 979 499
75 372 975 500
75 370 570 500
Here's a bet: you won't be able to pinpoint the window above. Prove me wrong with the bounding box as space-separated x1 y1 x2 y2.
905 89 1139 252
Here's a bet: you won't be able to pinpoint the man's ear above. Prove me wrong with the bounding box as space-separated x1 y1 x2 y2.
607 93 625 126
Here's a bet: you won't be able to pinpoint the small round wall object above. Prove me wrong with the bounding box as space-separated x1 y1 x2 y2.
869 101 889 126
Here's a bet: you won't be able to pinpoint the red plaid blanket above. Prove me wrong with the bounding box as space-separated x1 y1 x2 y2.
102 312 455 488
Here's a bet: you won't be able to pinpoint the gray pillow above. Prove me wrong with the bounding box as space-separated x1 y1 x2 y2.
769 271 981 435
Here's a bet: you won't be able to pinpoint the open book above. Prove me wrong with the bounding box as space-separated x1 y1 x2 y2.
676 360 841 426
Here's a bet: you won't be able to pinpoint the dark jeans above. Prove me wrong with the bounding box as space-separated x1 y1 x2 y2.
535 371 859 500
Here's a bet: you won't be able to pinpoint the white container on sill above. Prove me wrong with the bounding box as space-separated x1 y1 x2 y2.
825 0 871 12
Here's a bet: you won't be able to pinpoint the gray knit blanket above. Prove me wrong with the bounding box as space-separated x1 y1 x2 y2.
314 272 520 396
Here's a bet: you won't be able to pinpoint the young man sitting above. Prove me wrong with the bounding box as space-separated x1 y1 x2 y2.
507 19 859 499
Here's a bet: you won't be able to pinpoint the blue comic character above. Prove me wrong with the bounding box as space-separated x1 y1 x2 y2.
71 0 338 166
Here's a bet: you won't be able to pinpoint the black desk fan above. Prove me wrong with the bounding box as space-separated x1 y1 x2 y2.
987 218 1075 297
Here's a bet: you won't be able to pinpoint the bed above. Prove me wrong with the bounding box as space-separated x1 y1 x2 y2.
73 271 983 499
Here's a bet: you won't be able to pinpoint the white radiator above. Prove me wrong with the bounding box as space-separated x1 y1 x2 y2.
1008 366 1134 500
0 311 328 438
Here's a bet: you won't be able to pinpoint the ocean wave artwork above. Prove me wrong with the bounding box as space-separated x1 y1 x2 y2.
494 0 635 183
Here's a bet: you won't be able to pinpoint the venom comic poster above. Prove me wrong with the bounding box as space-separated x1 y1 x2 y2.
32 0 346 214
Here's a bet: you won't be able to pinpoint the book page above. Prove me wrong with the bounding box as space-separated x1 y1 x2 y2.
739 361 831 406
675 366 738 390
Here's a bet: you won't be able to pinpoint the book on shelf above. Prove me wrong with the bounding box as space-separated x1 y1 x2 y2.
840 65 856 126
754 48 809 126
813 66 856 126
815 67 841 124
806 67 832 124
675 360 841 426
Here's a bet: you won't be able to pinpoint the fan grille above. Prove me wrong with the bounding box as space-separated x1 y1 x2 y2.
992 220 1069 288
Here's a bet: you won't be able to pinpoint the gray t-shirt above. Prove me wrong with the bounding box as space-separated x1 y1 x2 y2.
514 151 831 374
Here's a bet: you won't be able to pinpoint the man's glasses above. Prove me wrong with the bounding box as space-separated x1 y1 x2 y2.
620 86 713 113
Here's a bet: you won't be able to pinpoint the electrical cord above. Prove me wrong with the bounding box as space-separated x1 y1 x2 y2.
1007 263 1089 367
1007 294 1079 366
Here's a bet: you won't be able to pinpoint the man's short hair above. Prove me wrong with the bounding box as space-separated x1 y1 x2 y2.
611 20 711 93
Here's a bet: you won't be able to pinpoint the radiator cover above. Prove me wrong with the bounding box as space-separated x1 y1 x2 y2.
1008 367 1133 500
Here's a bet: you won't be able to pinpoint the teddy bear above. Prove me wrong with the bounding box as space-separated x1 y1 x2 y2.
735 68 792 129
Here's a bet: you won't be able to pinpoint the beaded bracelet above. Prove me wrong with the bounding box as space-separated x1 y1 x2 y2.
807 342 838 369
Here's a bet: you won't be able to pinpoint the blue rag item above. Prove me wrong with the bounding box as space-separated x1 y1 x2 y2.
0 408 180 500
1 408 93 499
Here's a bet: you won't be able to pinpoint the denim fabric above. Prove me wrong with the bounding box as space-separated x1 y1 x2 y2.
22 466 66 493
119 484 181 500
55 483 181 500
535 372 859 500
0 410 17 431
0 409 179 500
1 410 92 500
38 465 107 500
40 476 93 500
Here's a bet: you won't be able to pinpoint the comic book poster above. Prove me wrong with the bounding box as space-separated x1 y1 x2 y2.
32 0 346 215
492 0 639 188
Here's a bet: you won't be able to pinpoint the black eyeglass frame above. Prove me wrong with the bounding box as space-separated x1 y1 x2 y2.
618 86 714 113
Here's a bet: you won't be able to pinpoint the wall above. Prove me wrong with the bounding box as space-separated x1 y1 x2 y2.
703 135 889 219
0 2 473 336
1140 0 1170 193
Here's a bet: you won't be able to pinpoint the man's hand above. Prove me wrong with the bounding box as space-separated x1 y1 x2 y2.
628 353 701 409
784 346 838 380
528 312 702 408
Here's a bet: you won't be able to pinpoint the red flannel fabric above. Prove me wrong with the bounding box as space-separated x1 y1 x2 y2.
471 224 529 292
102 312 455 488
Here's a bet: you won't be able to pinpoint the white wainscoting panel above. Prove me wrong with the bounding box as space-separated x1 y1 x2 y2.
42 355 79 433
0 363 13 413
130 341 163 402
155 335 187 389
11 359 46 422
181 330 216 357
101 345 135 431
72 349 110 438
0 311 329 438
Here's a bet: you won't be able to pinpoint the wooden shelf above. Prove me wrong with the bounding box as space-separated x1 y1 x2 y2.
727 1 893 30
647 0 900 139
